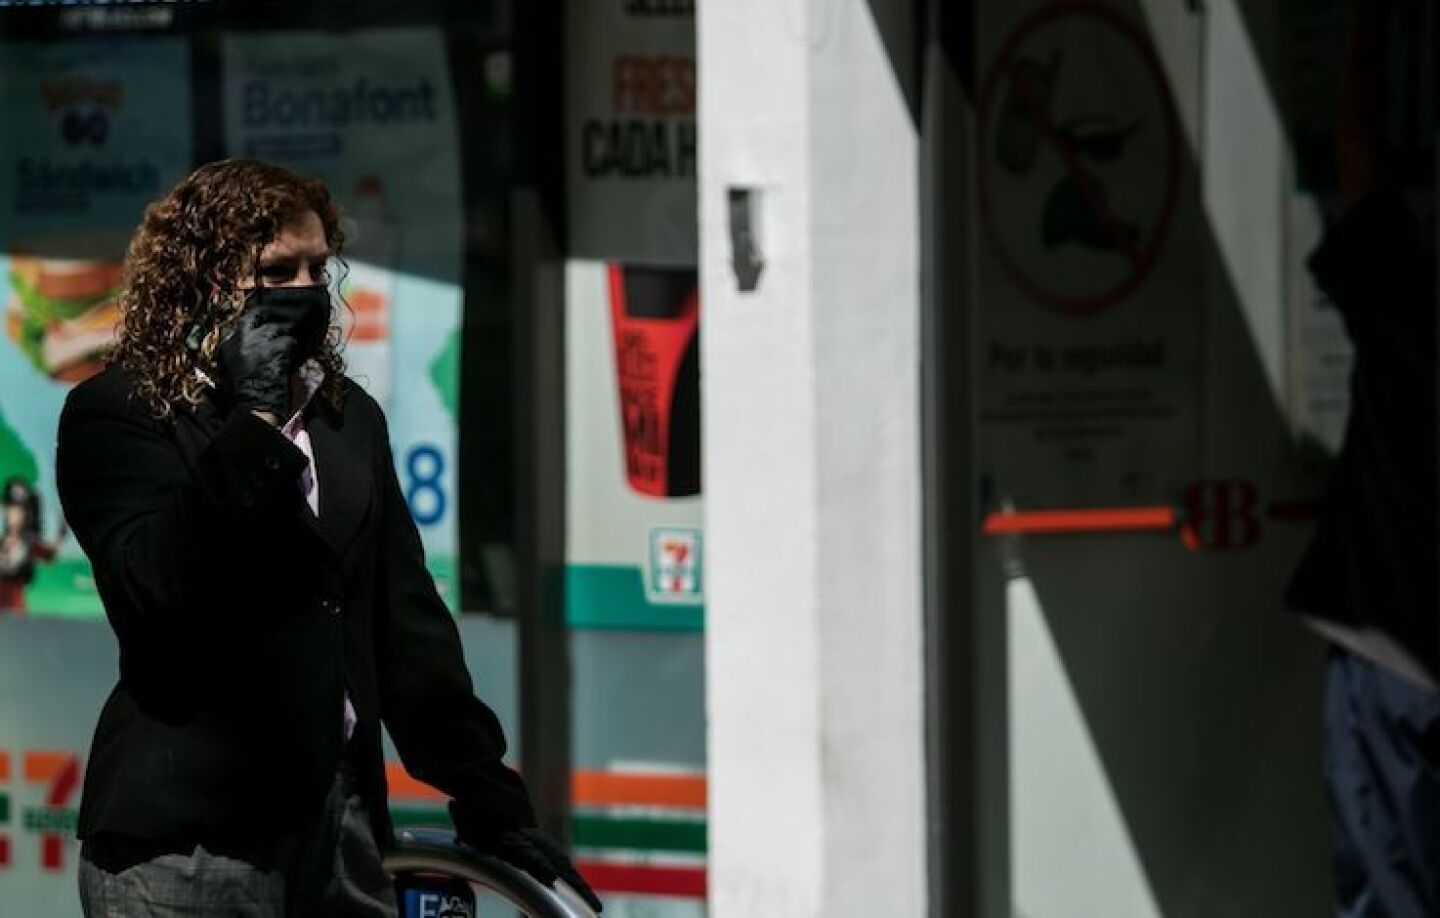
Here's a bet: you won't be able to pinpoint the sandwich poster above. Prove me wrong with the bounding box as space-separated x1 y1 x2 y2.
0 37 192 616
221 28 465 608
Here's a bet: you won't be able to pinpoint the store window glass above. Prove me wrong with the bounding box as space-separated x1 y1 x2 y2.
0 0 518 618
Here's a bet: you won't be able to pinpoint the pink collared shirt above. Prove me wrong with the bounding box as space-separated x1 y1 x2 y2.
279 380 321 517
280 366 358 742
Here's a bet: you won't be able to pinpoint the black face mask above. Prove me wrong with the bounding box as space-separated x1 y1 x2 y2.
243 285 331 361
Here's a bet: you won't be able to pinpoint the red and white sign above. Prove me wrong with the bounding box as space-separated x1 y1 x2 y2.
978 1 1181 315
973 0 1203 511
650 528 701 601
567 1 697 265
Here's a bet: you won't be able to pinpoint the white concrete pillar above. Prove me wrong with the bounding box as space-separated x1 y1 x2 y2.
698 3 927 916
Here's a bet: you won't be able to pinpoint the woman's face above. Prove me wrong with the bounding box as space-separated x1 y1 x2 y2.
3 505 24 532
239 210 331 290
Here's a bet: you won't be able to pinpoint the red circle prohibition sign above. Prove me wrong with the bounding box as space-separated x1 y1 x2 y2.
977 1 1181 316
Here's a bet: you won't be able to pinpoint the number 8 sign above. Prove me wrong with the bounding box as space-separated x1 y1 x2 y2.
404 444 447 527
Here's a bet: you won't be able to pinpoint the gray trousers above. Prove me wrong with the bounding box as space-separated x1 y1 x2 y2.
78 755 398 917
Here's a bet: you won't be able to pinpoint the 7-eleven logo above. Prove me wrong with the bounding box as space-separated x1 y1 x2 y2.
0 750 82 871
649 528 702 601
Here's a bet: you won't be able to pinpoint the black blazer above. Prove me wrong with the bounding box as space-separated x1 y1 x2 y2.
56 363 534 848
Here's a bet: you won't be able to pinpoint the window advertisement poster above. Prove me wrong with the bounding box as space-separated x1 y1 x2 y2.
566 0 697 266
0 37 192 617
564 261 708 911
566 261 703 632
221 28 465 607
972 0 1203 512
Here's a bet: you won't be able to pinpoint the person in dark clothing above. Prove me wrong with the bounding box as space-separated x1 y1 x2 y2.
1284 1 1438 913
57 159 602 916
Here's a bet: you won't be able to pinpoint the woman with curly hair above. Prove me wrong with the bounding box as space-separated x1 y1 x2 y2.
56 159 600 916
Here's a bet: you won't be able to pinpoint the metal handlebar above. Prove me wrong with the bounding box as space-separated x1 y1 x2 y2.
385 826 599 918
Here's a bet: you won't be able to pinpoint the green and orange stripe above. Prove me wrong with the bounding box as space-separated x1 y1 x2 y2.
387 764 708 899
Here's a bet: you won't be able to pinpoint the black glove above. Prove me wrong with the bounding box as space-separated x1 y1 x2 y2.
494 828 604 914
451 810 604 914
215 305 298 419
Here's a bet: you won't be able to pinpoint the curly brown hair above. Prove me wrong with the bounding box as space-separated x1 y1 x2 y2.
113 158 348 419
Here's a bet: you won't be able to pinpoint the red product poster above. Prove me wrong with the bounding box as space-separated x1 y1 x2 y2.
607 264 700 498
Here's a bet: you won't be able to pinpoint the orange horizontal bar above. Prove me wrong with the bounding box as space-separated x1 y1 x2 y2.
23 752 72 783
983 506 1176 535
0 751 9 783
572 771 707 810
385 763 446 802
385 763 707 810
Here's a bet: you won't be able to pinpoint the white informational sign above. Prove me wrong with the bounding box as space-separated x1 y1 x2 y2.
222 28 465 605
0 37 193 617
974 0 1202 509
566 1 697 266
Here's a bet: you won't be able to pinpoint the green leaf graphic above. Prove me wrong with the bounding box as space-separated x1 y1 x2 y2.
428 329 460 421
0 404 39 486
